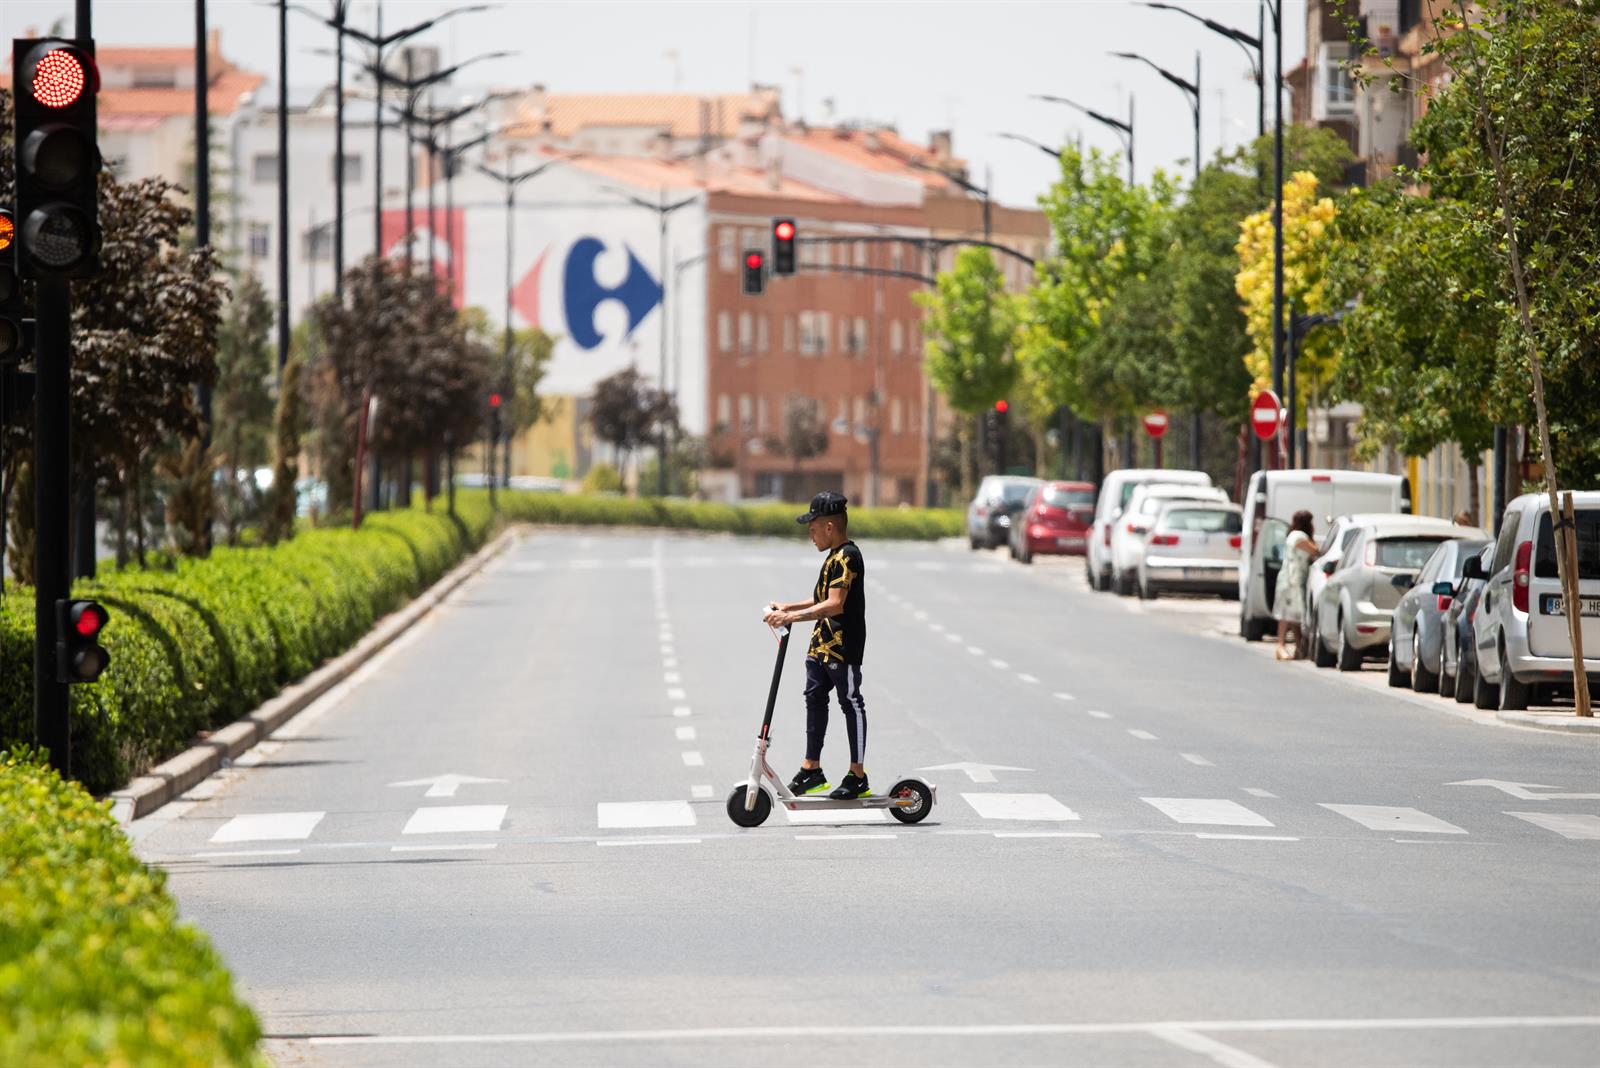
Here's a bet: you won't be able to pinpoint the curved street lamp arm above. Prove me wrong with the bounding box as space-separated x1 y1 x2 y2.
1138 1 1261 74
996 132 1062 160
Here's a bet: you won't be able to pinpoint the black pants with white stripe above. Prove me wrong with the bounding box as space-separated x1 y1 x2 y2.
803 657 867 765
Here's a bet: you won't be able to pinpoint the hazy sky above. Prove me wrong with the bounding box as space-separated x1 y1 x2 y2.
5 0 1306 207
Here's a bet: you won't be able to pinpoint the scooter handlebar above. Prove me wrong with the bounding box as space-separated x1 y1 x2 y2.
760 604 791 637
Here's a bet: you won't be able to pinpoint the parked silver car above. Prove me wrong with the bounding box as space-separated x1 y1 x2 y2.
1386 535 1492 692
1136 501 1243 600
966 476 1044 550
1312 515 1478 671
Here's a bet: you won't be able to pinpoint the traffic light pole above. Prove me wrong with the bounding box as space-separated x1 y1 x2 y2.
34 279 71 773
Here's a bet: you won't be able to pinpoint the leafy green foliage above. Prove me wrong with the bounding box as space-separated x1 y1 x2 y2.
0 751 266 1067
917 246 1021 415
588 367 677 493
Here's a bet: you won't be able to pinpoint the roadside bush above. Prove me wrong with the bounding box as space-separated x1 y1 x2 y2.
0 506 494 794
581 461 623 494
0 750 266 1067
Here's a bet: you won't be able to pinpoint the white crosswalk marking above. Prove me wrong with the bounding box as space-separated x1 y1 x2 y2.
1143 798 1273 827
210 811 325 843
962 793 1081 821
597 801 697 829
1320 804 1466 835
1505 812 1600 840
402 805 507 835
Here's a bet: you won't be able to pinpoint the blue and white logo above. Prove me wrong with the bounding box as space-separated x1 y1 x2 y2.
562 238 662 351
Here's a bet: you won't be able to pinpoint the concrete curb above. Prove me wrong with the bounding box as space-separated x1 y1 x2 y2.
108 525 520 823
1494 710 1600 734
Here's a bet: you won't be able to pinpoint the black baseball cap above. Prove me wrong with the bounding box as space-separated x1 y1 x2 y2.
797 490 848 524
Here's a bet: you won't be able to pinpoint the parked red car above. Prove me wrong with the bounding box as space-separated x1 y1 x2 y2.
1009 481 1097 563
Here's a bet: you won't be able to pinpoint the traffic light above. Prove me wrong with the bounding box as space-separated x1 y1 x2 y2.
55 599 110 683
771 218 796 275
13 38 101 279
1 211 32 364
742 249 766 295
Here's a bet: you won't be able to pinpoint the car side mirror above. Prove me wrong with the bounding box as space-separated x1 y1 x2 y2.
1391 573 1415 589
1461 557 1486 579
1321 560 1336 575
1431 580 1454 596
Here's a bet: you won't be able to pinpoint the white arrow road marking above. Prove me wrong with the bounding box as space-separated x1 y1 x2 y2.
1320 804 1467 834
390 774 509 799
401 805 506 835
962 793 1080 821
211 811 325 843
918 761 1033 784
1505 812 1600 840
1143 798 1273 827
597 801 696 829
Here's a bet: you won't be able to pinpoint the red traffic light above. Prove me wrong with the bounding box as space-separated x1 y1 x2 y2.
72 602 106 637
773 221 795 241
29 48 90 109
0 212 13 253
994 399 1009 414
489 393 502 408
746 252 764 270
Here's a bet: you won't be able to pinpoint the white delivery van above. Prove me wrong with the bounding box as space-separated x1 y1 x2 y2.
1238 469 1409 641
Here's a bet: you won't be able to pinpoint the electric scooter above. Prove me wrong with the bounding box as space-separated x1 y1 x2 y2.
725 613 936 828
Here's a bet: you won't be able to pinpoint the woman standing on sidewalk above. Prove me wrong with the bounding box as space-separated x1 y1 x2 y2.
1275 510 1318 660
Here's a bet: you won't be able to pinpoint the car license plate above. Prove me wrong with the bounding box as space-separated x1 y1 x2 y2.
1542 594 1600 617
1057 537 1082 548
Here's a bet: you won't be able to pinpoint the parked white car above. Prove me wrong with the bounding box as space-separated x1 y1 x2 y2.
1307 513 1403 634
1109 483 1229 596
1086 468 1212 592
1465 491 1600 710
1136 501 1243 600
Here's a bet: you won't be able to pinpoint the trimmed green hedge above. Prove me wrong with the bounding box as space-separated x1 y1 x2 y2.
0 498 495 795
494 490 964 541
0 750 266 1067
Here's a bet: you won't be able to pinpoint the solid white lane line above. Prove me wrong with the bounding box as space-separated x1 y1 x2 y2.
681 751 705 767
1320 804 1467 835
1194 834 1300 841
210 811 325 843
690 785 714 799
1504 812 1600 840
1128 729 1158 740
1148 1025 1281 1068
675 726 696 741
391 843 497 852
598 837 702 847
1087 710 1112 719
402 805 507 835
1181 753 1215 767
989 658 1010 670
1143 798 1274 827
1053 692 1075 701
667 688 687 700
994 831 1101 839
194 848 302 858
596 800 697 829
672 706 692 718
1242 788 1277 798
962 793 1080 821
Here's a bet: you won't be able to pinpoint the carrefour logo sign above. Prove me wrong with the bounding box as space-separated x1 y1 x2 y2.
517 237 663 352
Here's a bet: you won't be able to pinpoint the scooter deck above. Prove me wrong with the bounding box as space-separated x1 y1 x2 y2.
778 794 906 810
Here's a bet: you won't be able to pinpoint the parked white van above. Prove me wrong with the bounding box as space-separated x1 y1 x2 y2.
1464 491 1600 710
1238 469 1409 641
1086 468 1212 592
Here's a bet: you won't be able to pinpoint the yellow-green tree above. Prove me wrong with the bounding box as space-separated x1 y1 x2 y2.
1234 171 1337 413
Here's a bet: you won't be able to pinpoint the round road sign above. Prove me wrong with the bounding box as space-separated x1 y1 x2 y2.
1142 411 1169 439
1251 390 1282 441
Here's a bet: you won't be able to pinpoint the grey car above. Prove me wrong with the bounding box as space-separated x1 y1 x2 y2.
966 476 1044 550
1312 515 1485 671
1441 545 1494 702
1386 536 1492 692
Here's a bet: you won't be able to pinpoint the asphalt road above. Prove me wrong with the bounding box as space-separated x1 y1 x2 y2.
130 529 1600 1068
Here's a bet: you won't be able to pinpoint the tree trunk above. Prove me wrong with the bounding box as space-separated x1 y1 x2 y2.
116 476 129 570
1467 458 1481 527
957 418 973 503
133 458 147 569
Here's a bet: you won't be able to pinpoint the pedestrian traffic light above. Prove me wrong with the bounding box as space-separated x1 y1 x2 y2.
995 399 1008 415
742 249 766 295
488 392 501 409
1 211 33 364
12 38 101 279
771 218 796 275
55 598 110 683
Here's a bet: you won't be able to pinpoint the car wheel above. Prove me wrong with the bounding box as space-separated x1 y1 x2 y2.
1140 576 1158 601
1438 643 1457 698
1455 650 1477 704
1241 608 1267 642
1497 643 1530 711
969 534 981 551
1411 630 1439 694
1336 615 1363 672
1019 543 1032 565
1114 570 1133 597
1313 623 1337 668
1472 651 1498 709
1387 638 1409 688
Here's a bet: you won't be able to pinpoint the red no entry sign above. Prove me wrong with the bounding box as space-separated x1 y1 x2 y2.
1142 411 1169 439
1251 390 1282 441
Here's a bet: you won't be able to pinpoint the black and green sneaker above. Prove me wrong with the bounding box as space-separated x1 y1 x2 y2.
829 772 870 800
788 767 830 795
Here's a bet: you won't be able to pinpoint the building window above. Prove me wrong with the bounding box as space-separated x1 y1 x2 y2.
853 396 866 429
738 312 754 353
718 227 736 272
252 153 279 183
1313 42 1356 119
890 320 904 354
757 395 769 434
891 397 903 435
331 154 363 183
853 240 866 268
757 315 770 353
891 243 904 271
303 223 333 262
783 314 796 353
816 312 831 354
718 311 732 353
248 222 270 260
839 318 850 354
717 394 731 429
835 397 847 430
739 394 753 432
854 317 868 355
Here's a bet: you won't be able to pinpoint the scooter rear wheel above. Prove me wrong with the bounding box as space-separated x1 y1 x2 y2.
726 785 772 827
887 779 933 824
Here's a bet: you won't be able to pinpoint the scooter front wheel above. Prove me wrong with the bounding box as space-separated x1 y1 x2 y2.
726 785 772 827
887 779 933 824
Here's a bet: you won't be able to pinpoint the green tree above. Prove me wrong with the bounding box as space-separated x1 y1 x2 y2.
588 366 676 494
213 272 275 543
916 246 1020 499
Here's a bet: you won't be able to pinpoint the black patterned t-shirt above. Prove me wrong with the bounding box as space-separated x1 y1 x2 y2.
808 540 866 665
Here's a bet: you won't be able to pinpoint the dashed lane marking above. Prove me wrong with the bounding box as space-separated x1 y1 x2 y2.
1087 710 1112 719
681 751 705 767
675 726 696 741
1194 834 1299 841
667 688 687 700
673 706 692 717
690 785 714 799
1017 673 1039 684
1181 753 1215 767
598 837 702 847
391 843 497 853
1243 788 1277 798
1053 692 1075 701
1128 729 1158 740
989 658 1011 670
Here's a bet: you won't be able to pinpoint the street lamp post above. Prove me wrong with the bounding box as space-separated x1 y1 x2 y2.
1031 93 1135 185
603 186 701 497
997 131 1063 161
